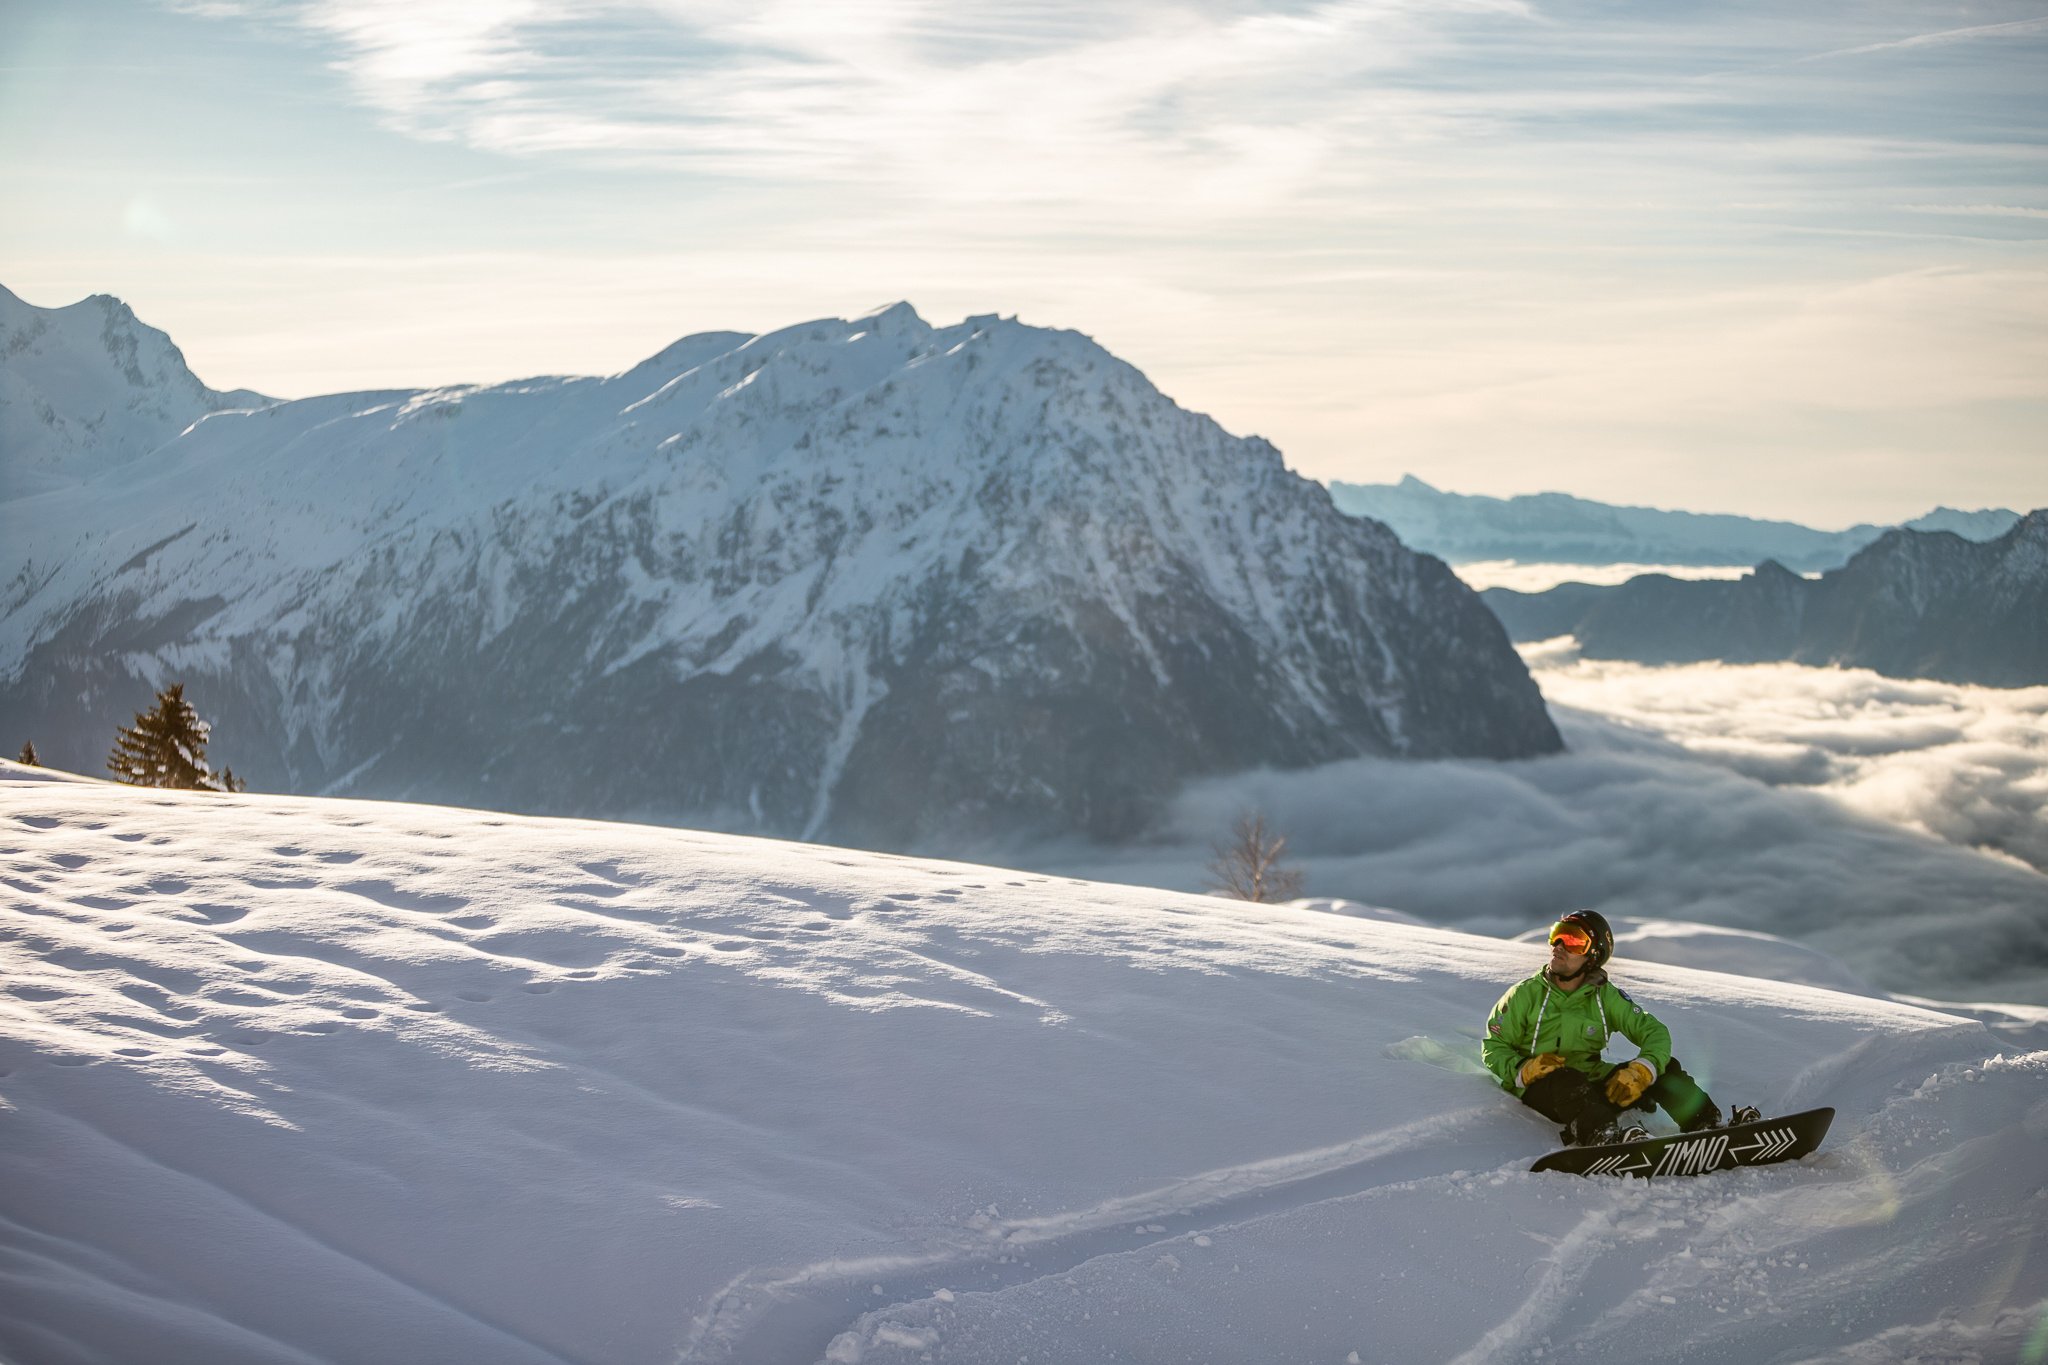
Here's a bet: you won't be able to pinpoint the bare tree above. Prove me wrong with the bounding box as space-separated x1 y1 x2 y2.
1205 811 1305 903
15 740 37 766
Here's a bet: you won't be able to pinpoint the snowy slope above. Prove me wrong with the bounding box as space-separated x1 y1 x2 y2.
0 300 1553 847
0 284 270 499
3 764 2042 1365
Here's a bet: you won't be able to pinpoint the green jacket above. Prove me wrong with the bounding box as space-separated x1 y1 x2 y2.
1482 968 1672 1095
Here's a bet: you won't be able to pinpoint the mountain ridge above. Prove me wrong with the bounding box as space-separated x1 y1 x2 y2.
1329 473 2020 571
0 291 1558 848
1482 511 2048 685
0 282 273 500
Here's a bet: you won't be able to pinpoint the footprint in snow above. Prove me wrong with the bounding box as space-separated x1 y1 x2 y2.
337 879 468 915
577 860 645 889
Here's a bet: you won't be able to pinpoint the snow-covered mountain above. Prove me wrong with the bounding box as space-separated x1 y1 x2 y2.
0 295 1557 848
1329 474 2021 571
1482 512 2048 686
0 283 270 500
4 764 2042 1364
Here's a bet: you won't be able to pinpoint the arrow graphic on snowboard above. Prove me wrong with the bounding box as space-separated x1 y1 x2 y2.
1531 1107 1834 1179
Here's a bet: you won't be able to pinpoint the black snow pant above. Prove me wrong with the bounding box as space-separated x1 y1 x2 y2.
1521 1056 1720 1146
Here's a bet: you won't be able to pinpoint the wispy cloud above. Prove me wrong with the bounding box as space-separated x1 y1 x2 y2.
176 0 1596 218
1898 203 2048 220
1795 14 2048 64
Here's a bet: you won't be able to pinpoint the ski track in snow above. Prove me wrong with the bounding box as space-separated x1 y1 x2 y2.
2 764 2044 1365
683 1104 1504 1363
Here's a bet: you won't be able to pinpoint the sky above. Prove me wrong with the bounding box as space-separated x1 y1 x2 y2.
2 0 2045 525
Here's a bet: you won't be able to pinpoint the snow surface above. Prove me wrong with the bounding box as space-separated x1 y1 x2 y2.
3 762 2045 1364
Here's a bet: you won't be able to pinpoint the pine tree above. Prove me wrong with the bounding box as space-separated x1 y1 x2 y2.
15 740 37 766
107 684 236 791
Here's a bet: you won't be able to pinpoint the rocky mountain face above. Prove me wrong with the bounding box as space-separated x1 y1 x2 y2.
1482 514 2048 686
0 283 271 500
0 295 1560 849
1329 474 2018 571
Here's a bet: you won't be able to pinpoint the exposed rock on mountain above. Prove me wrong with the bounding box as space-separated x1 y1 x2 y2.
0 283 271 499
0 295 1559 848
1329 474 2018 571
1483 514 2048 686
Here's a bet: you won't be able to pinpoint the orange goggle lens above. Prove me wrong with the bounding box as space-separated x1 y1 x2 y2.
1548 923 1593 953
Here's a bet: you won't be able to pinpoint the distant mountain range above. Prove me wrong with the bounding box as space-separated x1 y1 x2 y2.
0 288 1558 848
1328 474 2019 571
1482 514 2048 686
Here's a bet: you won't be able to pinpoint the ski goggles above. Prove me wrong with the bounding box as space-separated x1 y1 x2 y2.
1547 922 1594 954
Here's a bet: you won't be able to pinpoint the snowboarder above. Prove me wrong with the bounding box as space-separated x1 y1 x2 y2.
1482 911 1757 1146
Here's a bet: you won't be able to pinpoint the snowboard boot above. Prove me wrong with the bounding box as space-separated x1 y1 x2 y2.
1564 1114 1626 1147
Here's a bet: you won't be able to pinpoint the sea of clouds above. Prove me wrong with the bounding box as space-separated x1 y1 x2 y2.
1009 650 2048 1006
1450 561 1767 592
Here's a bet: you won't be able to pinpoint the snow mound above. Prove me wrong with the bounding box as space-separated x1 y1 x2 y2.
1287 896 1431 926
2 766 2042 1364
1512 916 1881 997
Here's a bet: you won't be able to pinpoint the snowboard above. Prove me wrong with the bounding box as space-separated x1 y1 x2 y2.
1531 1107 1834 1179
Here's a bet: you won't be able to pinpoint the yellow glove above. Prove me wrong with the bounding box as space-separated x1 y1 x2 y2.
1604 1060 1655 1107
1517 1053 1568 1087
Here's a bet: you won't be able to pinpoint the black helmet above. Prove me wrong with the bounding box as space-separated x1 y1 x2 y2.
1550 910 1614 969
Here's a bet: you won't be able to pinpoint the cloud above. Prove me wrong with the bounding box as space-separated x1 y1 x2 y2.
1527 652 2048 875
173 0 1649 221
1452 562 1762 593
1795 15 2048 64
996 657 2048 1006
